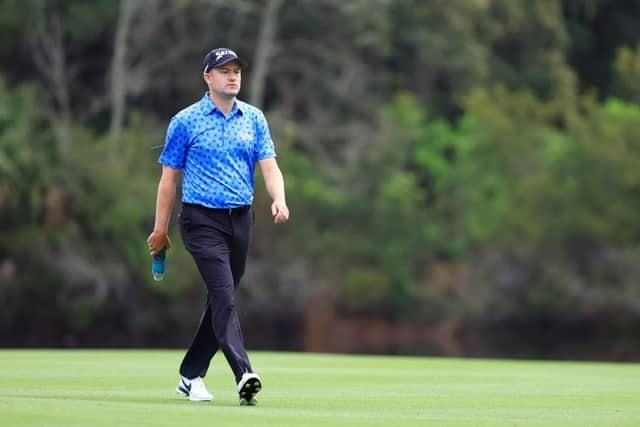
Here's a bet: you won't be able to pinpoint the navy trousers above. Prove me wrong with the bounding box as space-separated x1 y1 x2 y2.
178 203 253 383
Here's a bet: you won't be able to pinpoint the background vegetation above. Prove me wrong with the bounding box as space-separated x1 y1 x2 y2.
1 0 639 359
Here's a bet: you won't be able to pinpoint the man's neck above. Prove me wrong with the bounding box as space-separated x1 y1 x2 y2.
209 93 235 116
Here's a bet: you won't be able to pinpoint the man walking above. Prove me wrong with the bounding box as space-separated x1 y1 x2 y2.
147 47 289 406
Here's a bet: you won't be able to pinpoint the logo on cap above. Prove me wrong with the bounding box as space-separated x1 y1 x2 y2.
215 49 237 61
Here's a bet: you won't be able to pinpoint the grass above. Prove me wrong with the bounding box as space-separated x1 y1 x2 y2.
0 350 639 426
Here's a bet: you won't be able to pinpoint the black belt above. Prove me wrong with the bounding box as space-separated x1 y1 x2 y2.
183 203 251 215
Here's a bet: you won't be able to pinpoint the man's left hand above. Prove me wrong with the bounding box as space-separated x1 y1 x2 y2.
271 200 289 224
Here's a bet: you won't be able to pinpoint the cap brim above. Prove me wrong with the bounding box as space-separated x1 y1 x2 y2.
215 57 248 68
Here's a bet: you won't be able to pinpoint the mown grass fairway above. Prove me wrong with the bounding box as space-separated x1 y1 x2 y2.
0 350 639 426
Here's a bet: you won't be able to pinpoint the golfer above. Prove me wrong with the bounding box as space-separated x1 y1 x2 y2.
147 47 289 406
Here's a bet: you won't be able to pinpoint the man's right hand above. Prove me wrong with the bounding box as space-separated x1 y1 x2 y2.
147 231 172 256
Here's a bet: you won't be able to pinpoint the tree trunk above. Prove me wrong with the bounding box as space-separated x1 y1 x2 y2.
30 8 73 167
109 0 139 163
249 0 285 108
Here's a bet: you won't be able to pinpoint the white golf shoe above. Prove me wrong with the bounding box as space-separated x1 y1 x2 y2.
237 372 261 406
176 376 213 402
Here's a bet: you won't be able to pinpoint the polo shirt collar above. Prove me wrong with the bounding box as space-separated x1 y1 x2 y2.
200 92 244 116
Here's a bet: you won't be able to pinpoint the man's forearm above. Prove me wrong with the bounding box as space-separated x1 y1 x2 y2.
257 158 289 222
153 176 177 233
263 166 286 202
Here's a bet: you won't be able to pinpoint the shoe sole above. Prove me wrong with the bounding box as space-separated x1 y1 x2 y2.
189 395 213 402
239 377 261 404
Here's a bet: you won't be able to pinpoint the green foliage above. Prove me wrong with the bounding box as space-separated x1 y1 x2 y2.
456 86 640 249
486 0 576 100
387 0 492 114
612 44 640 104
565 0 640 98
454 86 564 247
0 78 56 251
1 0 640 353
0 76 199 345
342 267 392 312
566 98 640 245
452 86 640 320
335 92 462 320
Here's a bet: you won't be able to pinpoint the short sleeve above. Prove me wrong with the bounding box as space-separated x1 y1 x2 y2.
254 111 276 160
158 117 189 169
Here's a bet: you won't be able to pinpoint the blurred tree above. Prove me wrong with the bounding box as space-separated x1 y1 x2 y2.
0 78 54 251
1 0 639 356
611 44 640 104
486 0 576 102
564 0 640 98
454 85 640 332
327 92 461 321
386 0 492 117
248 0 285 107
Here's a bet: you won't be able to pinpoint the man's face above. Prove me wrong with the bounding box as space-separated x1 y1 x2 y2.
204 60 242 98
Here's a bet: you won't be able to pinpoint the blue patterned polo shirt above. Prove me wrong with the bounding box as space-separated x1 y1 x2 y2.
159 93 276 208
